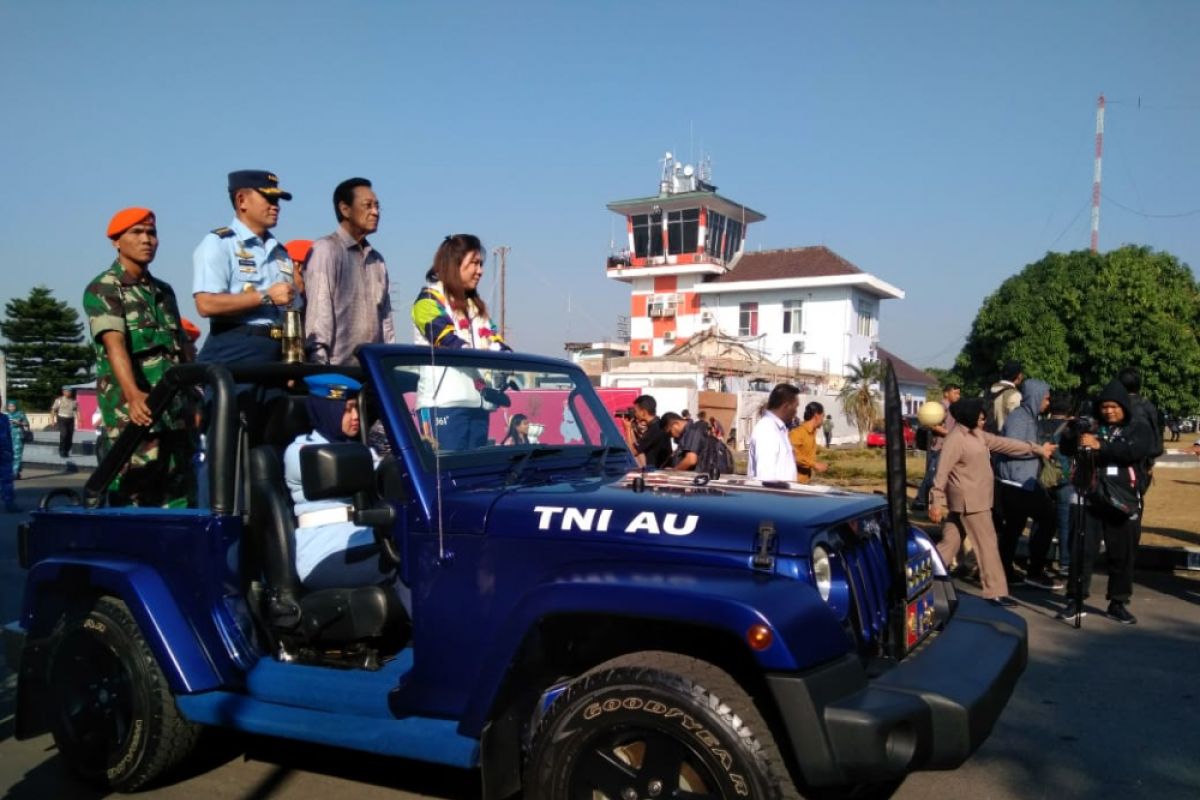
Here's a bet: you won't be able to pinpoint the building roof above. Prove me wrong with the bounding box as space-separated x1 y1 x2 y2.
693 245 904 300
875 346 937 388
606 191 766 223
712 246 861 283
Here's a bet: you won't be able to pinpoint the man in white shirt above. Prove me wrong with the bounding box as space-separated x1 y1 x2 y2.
749 384 801 481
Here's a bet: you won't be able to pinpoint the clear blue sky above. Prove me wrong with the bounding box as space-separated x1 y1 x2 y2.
2 1 1197 368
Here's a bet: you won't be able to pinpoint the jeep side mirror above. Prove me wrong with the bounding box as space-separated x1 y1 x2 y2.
300 443 375 500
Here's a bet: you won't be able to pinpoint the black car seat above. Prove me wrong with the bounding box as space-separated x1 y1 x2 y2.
245 394 401 657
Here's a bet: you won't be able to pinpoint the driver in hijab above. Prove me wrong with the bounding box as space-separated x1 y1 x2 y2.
283 374 392 590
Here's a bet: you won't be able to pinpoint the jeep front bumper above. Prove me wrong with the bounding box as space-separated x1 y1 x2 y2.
767 594 1027 787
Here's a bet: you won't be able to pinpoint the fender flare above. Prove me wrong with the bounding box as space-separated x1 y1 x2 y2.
21 556 223 694
459 562 849 735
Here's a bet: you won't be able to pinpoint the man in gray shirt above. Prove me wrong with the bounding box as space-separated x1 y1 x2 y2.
304 177 396 365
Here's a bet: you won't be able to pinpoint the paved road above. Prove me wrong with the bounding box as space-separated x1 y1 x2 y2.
2 470 1198 799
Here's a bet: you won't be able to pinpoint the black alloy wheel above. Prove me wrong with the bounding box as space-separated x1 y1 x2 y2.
47 597 200 790
525 650 800 800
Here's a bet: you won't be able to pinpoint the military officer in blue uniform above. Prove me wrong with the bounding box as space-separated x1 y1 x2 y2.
193 170 300 364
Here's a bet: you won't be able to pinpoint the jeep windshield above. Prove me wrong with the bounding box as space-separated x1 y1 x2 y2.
374 350 634 481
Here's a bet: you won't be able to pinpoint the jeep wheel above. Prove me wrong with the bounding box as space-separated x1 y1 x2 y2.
47 596 201 791
525 651 799 800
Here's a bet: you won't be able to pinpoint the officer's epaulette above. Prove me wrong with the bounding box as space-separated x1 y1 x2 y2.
210 227 234 238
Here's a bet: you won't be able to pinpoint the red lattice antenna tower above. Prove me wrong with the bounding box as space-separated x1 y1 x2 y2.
1090 93 1106 252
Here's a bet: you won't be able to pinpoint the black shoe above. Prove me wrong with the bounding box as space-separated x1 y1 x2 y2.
988 596 1019 608
1008 573 1027 587
1106 602 1137 625
1026 571 1065 591
1056 600 1088 621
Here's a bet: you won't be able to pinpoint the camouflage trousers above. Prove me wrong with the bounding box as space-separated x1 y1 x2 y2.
98 427 196 508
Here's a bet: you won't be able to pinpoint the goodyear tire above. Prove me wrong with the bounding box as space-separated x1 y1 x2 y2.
46 596 200 791
525 651 800 800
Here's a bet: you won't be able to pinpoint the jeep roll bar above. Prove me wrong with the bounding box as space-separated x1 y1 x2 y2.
84 364 238 513
84 362 367 515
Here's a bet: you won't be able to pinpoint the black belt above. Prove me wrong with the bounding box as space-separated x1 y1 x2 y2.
210 321 282 339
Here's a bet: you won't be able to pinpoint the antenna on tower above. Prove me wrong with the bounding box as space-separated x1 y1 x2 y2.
659 151 674 195
1090 93 1105 253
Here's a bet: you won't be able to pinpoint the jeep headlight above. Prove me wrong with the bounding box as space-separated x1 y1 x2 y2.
812 545 833 602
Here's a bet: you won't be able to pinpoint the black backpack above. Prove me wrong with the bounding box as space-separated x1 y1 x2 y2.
915 426 930 451
680 421 734 475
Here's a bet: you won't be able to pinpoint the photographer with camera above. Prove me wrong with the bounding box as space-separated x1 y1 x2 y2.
1057 379 1155 625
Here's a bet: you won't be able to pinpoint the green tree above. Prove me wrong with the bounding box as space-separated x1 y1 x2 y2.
1 286 93 410
839 357 883 444
954 246 1200 414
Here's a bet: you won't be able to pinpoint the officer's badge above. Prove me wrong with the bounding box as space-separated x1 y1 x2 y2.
238 259 256 268
279 262 294 275
235 248 254 259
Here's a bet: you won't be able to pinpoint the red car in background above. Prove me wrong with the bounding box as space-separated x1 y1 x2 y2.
866 416 917 449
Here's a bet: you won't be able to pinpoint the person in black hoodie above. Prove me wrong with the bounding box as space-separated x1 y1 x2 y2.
1057 379 1155 624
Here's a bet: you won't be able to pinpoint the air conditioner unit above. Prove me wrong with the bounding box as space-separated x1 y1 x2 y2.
700 311 713 325
792 340 805 354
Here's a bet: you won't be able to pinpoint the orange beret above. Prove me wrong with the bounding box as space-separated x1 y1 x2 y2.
285 239 314 264
180 318 202 342
107 207 155 239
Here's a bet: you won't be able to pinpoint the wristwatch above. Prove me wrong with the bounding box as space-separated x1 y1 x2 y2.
260 290 274 307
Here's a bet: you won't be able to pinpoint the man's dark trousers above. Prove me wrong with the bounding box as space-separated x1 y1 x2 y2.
58 416 75 458
998 482 1056 579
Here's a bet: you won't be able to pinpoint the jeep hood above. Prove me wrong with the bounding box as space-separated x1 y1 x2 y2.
477 471 888 557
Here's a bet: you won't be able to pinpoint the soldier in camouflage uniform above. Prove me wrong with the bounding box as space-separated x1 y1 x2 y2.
83 207 195 507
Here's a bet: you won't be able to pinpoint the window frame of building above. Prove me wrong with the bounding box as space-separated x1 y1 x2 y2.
706 210 727 259
631 211 664 258
666 208 700 255
855 299 875 337
738 302 759 337
782 299 803 334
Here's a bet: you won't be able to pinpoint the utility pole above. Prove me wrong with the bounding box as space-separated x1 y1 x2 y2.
1090 93 1105 253
492 246 510 339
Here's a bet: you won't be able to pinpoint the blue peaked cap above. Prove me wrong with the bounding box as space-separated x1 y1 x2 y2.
303 374 362 401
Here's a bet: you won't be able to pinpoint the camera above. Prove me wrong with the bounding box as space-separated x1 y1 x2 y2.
1067 414 1098 436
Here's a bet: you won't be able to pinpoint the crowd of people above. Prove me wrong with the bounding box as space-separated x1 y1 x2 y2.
919 361 1161 625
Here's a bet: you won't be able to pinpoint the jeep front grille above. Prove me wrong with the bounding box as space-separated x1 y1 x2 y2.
841 531 892 652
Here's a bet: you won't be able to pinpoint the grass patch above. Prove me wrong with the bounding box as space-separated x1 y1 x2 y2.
732 447 925 486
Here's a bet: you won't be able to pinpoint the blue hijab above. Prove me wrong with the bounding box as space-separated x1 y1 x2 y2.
303 374 362 443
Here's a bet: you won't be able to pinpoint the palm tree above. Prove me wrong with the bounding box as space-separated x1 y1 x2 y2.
839 358 883 445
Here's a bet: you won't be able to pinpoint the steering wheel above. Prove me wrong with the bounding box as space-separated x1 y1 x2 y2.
39 488 83 510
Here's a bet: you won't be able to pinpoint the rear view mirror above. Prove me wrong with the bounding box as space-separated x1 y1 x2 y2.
300 443 375 500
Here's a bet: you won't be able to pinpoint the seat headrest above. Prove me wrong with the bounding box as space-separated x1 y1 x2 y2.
261 395 312 450
249 445 284 484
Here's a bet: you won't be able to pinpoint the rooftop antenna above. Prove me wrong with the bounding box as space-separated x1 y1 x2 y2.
659 150 674 194
1090 93 1105 253
492 245 510 339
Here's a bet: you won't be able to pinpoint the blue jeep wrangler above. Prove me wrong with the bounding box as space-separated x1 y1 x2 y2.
4 346 1026 798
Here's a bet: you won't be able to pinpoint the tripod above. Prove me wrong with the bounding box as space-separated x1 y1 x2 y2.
1064 448 1098 629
